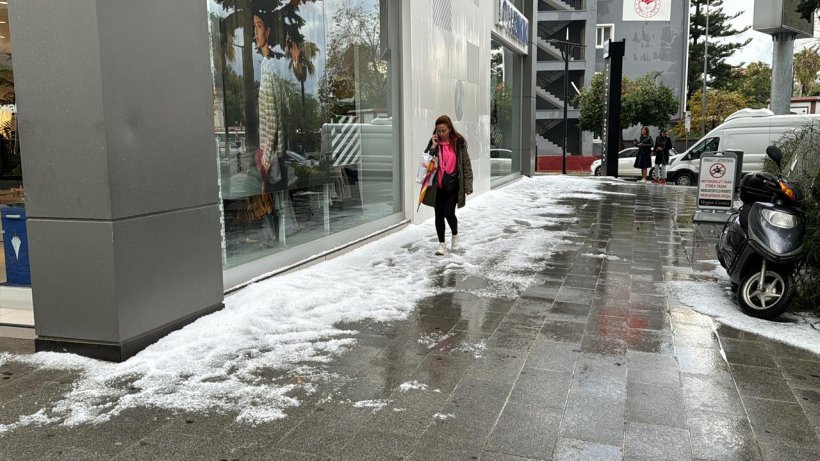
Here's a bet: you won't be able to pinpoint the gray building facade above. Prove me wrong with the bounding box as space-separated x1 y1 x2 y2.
2 0 537 361
536 0 689 158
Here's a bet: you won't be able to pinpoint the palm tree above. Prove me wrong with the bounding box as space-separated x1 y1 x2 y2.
289 41 319 112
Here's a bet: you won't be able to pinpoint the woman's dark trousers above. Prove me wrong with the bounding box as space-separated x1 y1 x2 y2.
434 186 458 243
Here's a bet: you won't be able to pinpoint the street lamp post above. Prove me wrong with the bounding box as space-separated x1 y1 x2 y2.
547 38 581 175
701 0 710 136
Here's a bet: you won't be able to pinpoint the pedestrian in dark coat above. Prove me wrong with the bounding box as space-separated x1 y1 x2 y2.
421 115 474 256
653 129 673 184
634 126 653 183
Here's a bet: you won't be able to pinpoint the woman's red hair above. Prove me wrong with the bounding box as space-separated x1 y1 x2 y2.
435 115 465 145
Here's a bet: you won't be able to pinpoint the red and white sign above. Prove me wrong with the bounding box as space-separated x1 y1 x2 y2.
623 0 672 22
697 156 737 211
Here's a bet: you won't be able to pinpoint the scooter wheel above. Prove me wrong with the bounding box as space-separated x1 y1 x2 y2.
737 268 794 319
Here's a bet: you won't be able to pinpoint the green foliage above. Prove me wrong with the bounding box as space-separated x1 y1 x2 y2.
797 0 820 21
223 67 246 128
671 88 746 139
764 121 820 311
621 72 679 130
324 1 388 111
575 72 679 139
726 62 771 109
794 46 820 96
687 0 751 100
575 73 607 138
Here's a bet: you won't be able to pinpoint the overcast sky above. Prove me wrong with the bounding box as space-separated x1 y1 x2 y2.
719 0 819 66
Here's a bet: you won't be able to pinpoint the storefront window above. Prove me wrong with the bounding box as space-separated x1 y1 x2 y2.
490 40 519 182
208 0 400 269
0 3 23 285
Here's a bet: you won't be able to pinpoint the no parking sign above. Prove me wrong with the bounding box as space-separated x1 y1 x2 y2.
697 153 738 211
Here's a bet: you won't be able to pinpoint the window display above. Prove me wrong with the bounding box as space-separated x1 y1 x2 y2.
208 0 401 268
490 40 520 182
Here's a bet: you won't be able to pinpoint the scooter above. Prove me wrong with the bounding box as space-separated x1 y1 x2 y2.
716 145 805 319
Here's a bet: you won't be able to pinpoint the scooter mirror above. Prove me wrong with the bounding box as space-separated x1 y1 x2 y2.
766 145 783 167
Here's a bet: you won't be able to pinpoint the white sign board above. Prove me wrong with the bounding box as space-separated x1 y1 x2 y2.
685 111 691 133
697 154 737 210
623 0 672 22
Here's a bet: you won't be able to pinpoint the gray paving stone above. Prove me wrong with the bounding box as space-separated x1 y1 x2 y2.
486 402 561 459
625 381 687 429
481 451 539 461
464 347 527 384
525 340 580 373
686 410 762 461
625 329 674 355
486 325 541 351
674 345 729 375
681 373 746 416
509 368 572 411
276 402 372 456
537 320 586 344
744 397 819 445
755 434 820 461
336 429 419 460
731 364 797 402
777 356 820 391
793 387 820 433
720 338 778 368
626 350 680 387
553 438 622 461
425 378 511 440
561 393 625 446
624 421 691 461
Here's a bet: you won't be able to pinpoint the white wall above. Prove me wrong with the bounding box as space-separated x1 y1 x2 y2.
401 0 494 224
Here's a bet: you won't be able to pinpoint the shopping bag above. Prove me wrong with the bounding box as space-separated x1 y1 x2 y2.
416 153 435 184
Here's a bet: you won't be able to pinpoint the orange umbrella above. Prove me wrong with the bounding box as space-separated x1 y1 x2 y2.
417 157 437 211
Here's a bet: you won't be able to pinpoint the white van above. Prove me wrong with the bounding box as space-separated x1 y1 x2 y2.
666 109 820 186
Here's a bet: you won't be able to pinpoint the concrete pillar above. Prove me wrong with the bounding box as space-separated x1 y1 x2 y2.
520 0 537 176
9 0 224 361
771 32 796 115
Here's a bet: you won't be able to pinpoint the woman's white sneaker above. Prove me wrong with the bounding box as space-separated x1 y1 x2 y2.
451 234 461 250
435 243 446 255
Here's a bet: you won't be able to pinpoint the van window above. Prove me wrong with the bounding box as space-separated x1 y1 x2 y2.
688 137 720 159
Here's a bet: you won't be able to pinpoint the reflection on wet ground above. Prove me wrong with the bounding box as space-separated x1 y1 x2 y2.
2 180 820 460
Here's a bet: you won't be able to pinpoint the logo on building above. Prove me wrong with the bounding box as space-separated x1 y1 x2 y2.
624 0 670 22
496 0 529 49
634 0 661 18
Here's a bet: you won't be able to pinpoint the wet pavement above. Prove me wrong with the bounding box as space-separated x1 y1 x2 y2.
2 179 820 460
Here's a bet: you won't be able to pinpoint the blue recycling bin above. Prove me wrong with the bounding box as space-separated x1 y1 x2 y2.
2 205 31 286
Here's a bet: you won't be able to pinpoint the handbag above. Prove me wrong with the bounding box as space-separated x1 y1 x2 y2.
442 171 459 192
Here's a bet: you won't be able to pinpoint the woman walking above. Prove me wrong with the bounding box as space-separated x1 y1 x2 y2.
422 115 474 255
634 126 653 183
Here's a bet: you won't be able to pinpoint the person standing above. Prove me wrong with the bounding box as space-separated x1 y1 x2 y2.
653 129 673 185
422 115 474 255
634 127 653 183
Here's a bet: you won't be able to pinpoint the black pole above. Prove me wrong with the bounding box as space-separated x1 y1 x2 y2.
562 47 569 175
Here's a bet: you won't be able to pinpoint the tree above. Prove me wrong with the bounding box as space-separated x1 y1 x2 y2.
687 0 751 100
575 73 608 139
797 0 820 21
794 46 820 96
671 89 746 138
325 0 388 111
289 41 319 112
726 61 772 109
575 72 679 141
621 72 680 130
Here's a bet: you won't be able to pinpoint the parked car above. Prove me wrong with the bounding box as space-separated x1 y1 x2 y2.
666 109 820 186
490 148 513 177
590 147 678 179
